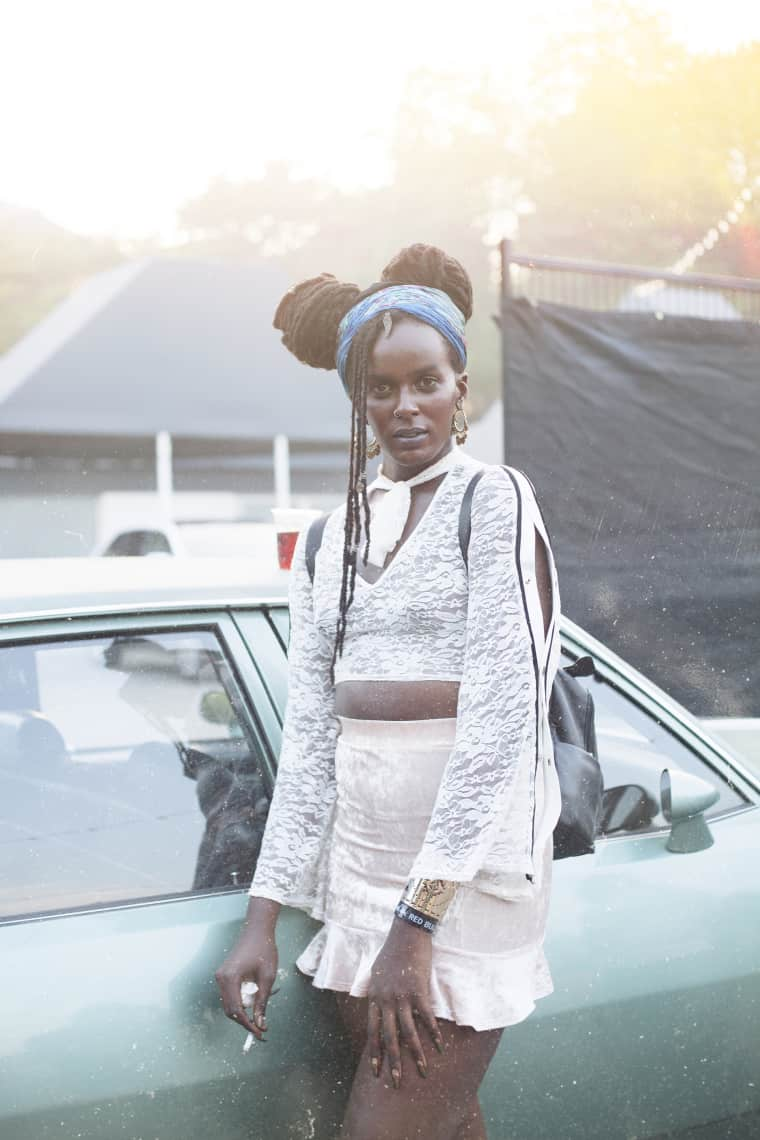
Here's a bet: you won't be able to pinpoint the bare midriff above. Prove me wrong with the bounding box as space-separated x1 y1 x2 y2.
334 679 461 721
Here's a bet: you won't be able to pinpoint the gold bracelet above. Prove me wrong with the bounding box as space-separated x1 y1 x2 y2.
401 878 458 922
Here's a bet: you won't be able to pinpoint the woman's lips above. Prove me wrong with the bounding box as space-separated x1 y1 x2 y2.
392 429 427 439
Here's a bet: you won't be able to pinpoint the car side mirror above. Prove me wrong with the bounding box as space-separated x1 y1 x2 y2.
660 768 719 853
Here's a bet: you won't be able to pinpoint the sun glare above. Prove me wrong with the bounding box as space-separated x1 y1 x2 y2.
2 0 759 238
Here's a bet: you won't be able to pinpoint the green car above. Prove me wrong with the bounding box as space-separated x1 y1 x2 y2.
1 559 758 1140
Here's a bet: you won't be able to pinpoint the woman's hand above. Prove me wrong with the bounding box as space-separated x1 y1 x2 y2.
214 897 280 1042
367 918 444 1088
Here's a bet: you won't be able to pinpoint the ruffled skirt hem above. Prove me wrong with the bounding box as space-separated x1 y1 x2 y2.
295 919 553 1033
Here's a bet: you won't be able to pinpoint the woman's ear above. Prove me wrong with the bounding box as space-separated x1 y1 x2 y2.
455 373 469 403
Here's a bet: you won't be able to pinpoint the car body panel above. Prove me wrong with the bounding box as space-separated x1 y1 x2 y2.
0 563 758 1139
479 809 760 1139
1 897 350 1139
0 598 348 1138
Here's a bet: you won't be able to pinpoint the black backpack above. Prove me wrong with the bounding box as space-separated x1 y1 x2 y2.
304 467 603 859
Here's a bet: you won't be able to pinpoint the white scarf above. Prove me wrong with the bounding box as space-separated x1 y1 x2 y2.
362 444 464 568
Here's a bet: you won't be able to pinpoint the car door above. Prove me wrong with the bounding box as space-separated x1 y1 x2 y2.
234 605 760 1139
479 637 760 1140
0 610 351 1140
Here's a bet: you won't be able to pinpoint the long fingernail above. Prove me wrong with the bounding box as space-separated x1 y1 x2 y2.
434 1037 445 1054
417 1061 427 1078
391 1068 401 1089
371 1057 380 1078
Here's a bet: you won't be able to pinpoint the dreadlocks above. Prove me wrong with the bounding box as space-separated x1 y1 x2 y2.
333 313 384 676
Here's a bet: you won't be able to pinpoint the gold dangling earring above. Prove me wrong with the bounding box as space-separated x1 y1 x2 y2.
366 425 381 459
451 398 468 446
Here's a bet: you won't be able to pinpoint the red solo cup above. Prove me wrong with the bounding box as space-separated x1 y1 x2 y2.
271 508 323 570
276 530 299 570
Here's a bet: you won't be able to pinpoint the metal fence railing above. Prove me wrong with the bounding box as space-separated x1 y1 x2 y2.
499 242 760 322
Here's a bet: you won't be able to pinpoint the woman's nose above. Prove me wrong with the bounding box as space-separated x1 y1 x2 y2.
394 387 419 416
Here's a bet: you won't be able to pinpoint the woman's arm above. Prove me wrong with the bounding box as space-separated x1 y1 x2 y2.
248 524 339 907
215 896 281 1041
216 525 338 1036
409 465 551 885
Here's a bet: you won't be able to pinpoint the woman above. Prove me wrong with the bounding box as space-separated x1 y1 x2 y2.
215 244 562 1140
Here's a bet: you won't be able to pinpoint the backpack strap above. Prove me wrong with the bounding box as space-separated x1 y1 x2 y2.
458 470 486 563
459 464 559 692
460 465 557 565
305 514 329 584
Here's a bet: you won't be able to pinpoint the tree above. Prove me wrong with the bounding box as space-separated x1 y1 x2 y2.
0 205 122 355
177 163 334 259
520 2 760 274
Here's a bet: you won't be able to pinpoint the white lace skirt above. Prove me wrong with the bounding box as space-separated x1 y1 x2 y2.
295 716 554 1032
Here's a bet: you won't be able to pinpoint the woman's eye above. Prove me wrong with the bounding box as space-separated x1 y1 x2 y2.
417 376 439 390
369 384 391 397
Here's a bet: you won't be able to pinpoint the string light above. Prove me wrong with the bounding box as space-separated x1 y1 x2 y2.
669 175 758 276
633 175 758 298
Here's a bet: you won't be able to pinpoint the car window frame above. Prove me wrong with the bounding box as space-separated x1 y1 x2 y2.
265 606 290 653
0 606 284 926
559 627 758 848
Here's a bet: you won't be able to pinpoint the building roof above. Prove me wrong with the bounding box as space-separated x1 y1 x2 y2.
0 258 351 442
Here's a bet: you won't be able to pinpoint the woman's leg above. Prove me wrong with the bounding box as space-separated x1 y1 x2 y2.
335 994 502 1140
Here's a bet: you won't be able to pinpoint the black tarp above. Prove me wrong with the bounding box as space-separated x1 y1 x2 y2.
504 298 760 717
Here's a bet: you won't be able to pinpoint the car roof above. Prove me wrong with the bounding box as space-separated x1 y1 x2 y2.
0 557 290 622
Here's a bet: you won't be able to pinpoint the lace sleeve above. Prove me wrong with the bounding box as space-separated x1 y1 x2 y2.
408 467 541 883
249 526 338 908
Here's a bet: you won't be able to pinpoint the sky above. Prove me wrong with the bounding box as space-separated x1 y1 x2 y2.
3 0 760 240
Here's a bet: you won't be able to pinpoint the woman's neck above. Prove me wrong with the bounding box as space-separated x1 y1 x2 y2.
379 441 456 483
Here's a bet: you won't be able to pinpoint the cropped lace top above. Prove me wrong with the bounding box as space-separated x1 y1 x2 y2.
250 449 563 910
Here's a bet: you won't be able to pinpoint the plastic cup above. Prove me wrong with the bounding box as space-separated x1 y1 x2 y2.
271 508 323 570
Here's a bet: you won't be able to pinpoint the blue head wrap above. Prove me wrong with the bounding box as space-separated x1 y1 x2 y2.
336 284 467 393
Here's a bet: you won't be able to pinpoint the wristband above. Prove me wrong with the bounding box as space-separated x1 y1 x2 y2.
394 901 437 935
401 877 458 922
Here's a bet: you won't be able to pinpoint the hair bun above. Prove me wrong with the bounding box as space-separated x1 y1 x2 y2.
273 273 361 369
380 244 473 321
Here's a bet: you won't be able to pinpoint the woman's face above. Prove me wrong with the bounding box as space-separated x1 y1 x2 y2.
365 316 468 480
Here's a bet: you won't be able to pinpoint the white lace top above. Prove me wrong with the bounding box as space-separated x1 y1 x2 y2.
250 449 563 909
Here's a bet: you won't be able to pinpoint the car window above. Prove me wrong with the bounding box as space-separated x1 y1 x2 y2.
0 630 270 919
563 652 745 837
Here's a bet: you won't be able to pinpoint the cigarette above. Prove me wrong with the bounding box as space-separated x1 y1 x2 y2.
240 980 259 1055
